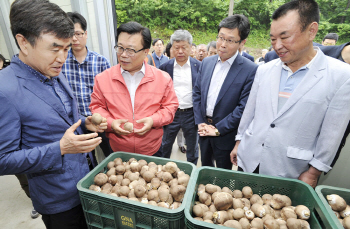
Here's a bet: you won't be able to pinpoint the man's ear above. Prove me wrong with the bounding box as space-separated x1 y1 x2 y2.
239 39 247 52
16 34 30 56
308 22 319 41
144 49 150 55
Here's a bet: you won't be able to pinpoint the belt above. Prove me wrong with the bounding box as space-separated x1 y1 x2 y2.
177 107 193 112
206 116 213 124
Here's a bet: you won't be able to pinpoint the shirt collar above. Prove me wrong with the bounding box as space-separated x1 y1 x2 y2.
217 50 238 66
281 47 319 72
155 53 163 60
120 63 146 75
14 54 56 83
69 46 90 63
174 57 190 67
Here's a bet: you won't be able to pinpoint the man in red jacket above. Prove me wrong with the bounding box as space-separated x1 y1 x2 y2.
90 22 178 156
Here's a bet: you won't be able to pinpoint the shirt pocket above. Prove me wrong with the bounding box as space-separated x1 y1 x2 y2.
286 146 314 161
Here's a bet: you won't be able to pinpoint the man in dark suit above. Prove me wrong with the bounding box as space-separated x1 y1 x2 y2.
242 51 254 62
159 30 201 164
264 50 279 63
193 15 258 169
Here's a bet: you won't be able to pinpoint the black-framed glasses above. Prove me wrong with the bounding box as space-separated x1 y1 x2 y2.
114 46 146 57
216 36 241 44
74 32 85 38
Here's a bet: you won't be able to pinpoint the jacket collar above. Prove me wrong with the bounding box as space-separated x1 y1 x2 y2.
11 56 75 125
112 61 155 85
271 48 327 119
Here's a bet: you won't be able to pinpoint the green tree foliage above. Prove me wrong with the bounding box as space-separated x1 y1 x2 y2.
115 0 349 47
317 0 350 42
115 0 229 31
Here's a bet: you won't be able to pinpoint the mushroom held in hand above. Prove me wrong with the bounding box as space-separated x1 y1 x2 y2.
124 122 133 131
91 113 103 125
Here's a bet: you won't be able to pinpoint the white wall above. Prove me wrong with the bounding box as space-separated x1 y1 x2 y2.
0 0 103 60
318 141 350 189
0 26 11 59
86 0 100 54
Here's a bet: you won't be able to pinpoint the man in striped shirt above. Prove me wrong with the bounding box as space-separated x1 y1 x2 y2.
62 12 112 157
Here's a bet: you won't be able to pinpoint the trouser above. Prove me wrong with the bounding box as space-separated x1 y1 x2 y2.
238 165 260 174
98 132 113 157
15 173 30 198
160 109 199 165
199 136 233 169
41 204 87 229
177 129 185 147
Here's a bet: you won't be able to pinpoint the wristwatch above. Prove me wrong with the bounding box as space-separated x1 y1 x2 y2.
215 128 220 136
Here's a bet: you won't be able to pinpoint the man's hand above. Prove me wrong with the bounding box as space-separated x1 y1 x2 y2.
134 117 153 136
60 120 102 155
198 123 207 135
111 119 132 136
198 123 216 136
199 124 217 136
85 116 107 133
230 140 240 165
298 166 322 188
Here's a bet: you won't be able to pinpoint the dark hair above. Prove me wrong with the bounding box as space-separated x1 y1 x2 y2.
323 33 339 42
0 54 10 69
10 0 74 49
152 38 164 46
218 14 250 41
67 12 87 31
272 0 319 32
192 43 196 47
0 54 5 63
165 43 172 57
207 41 216 52
116 21 151 49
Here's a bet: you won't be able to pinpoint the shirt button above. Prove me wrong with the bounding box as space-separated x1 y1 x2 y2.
262 143 264 147
271 124 275 128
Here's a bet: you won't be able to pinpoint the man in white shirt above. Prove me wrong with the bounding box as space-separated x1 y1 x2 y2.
193 15 258 169
159 30 201 164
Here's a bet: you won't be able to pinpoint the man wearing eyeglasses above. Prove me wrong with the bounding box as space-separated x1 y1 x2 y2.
193 15 258 169
90 21 178 156
62 12 112 159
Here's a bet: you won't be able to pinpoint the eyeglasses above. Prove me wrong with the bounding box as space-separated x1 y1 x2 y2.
74 32 85 38
216 36 241 44
114 46 146 57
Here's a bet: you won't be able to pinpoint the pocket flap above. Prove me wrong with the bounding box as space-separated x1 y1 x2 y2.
286 146 313 160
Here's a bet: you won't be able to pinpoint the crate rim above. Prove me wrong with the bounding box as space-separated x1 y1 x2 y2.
77 151 197 215
184 166 338 229
315 185 348 229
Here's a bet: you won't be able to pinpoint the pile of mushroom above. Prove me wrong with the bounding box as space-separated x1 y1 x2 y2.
192 184 311 229
326 194 350 229
89 158 190 210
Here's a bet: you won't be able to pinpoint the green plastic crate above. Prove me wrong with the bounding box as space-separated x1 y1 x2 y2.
316 185 350 228
77 152 196 229
184 166 337 229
